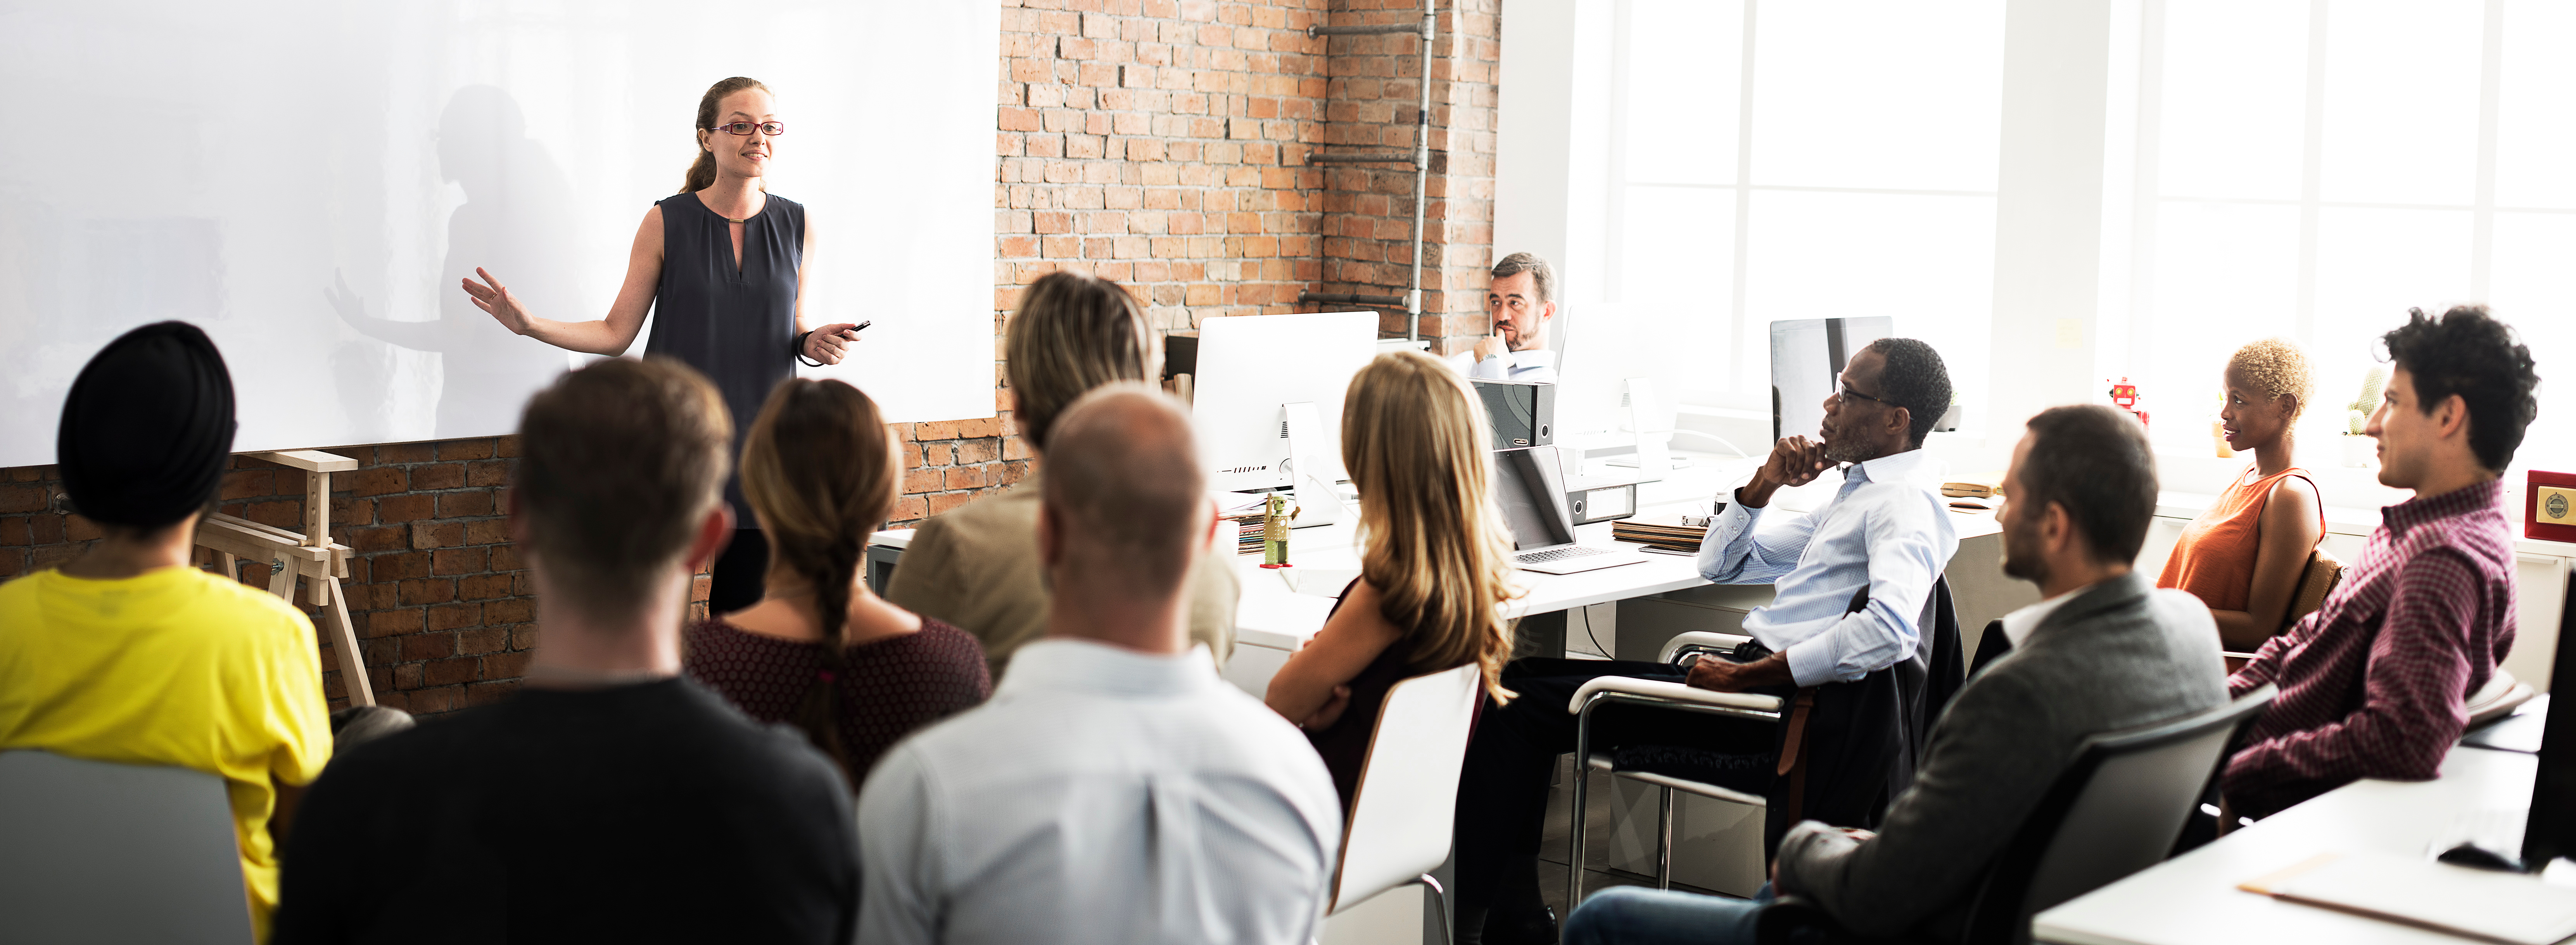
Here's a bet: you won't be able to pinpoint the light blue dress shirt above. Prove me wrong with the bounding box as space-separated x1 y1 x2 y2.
1695 448 1959 688
855 639 1343 945
1445 347 1559 383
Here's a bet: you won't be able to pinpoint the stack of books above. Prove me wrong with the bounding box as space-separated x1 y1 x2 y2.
1611 513 1716 554
1942 473 2006 511
1230 512 1265 555
1942 473 2005 499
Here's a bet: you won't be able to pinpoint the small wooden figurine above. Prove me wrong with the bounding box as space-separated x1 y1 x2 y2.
1259 492 1298 569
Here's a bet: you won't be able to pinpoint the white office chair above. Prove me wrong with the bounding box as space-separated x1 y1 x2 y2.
1565 631 1786 901
0 750 254 944
1326 662 1486 945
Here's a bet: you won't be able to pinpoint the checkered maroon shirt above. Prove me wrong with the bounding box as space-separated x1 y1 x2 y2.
2221 478 2518 818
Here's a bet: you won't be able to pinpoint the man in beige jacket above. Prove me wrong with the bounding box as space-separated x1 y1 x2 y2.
887 270 1238 681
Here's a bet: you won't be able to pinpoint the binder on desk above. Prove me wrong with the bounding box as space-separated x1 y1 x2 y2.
2238 850 2576 945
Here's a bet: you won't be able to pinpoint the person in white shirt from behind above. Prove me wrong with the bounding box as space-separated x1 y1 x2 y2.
856 383 1342 945
1446 252 1560 383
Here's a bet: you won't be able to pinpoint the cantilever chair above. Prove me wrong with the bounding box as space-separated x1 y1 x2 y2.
1325 662 1486 945
1564 630 1786 904
1754 684 2279 945
1564 576 1958 908
0 750 255 944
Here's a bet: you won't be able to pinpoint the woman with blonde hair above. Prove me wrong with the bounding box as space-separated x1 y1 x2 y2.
2158 337 2325 651
686 378 990 786
1266 349 1520 810
886 270 1240 681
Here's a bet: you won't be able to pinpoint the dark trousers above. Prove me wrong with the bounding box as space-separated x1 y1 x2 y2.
1453 658 1781 905
709 529 769 616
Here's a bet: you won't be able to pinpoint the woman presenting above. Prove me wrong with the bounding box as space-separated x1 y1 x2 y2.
463 76 861 614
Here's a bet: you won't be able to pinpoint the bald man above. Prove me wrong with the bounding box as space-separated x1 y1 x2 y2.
856 384 1342 945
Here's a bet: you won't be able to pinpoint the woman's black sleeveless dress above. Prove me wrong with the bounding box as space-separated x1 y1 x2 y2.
1305 578 1483 813
648 191 803 613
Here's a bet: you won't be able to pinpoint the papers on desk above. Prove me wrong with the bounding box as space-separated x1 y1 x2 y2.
2462 694 2550 754
2238 851 2576 945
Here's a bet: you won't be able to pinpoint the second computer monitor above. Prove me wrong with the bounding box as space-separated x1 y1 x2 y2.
1190 311 1380 494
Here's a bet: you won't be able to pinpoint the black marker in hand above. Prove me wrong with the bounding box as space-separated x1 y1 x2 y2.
801 320 868 365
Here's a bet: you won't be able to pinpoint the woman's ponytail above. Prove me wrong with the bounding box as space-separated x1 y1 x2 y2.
738 378 902 788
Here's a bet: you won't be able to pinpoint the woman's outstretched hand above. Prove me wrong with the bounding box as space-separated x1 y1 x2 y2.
461 267 535 335
804 323 863 365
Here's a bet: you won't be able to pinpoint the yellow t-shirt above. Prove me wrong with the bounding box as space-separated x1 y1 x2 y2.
0 565 332 941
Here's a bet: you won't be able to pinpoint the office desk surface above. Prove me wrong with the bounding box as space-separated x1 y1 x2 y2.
1228 449 2002 653
2034 745 2539 945
1228 516 1713 652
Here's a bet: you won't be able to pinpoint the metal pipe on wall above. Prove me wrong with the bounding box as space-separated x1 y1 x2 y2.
1299 0 1438 342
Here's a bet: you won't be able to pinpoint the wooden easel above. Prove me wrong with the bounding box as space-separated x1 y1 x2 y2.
193 450 373 707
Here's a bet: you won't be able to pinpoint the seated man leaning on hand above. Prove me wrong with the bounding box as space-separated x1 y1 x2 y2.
2222 307 2538 820
1446 252 1562 383
857 385 1342 945
1564 404 2228 945
1451 338 1958 943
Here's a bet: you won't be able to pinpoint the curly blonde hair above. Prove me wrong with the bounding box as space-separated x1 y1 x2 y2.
2227 337 2314 421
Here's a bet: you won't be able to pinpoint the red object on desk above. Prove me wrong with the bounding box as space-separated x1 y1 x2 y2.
2528 470 2576 542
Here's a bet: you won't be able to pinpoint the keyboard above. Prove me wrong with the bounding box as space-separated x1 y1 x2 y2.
1516 545 1609 564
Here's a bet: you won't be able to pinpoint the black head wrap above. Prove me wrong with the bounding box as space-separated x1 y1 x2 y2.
56 321 237 530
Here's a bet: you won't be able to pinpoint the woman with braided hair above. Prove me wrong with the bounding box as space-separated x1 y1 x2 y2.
684 378 989 786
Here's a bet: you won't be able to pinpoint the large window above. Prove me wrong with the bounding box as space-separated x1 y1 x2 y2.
1577 0 2004 419
2122 0 2572 475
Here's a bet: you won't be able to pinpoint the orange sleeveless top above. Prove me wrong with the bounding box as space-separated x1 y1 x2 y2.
2156 465 2320 613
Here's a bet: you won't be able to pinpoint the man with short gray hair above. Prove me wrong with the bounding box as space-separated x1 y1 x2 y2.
858 384 1342 945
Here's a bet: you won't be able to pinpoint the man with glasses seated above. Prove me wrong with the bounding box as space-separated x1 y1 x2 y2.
1562 406 2227 944
1450 339 1960 945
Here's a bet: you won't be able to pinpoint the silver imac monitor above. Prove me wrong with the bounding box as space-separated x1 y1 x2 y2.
1191 311 1380 494
1769 317 1894 442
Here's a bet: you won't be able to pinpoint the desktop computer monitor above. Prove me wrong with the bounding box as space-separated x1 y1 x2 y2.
2521 572 2576 869
1190 311 1379 494
1770 316 1894 442
1492 445 1577 551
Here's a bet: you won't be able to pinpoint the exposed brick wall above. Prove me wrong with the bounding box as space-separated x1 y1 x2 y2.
0 441 528 715
0 0 1503 714
996 0 1328 345
1310 0 1501 356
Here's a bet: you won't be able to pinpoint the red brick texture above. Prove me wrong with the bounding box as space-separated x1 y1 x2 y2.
0 0 1502 715
1311 0 1501 354
0 442 529 715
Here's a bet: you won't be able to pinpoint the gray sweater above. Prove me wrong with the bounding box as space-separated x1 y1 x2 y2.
1774 570 2227 941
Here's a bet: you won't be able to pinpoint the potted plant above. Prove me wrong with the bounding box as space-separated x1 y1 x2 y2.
2342 364 2388 468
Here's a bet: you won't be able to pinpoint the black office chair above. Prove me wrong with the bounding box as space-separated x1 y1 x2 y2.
1754 684 2278 945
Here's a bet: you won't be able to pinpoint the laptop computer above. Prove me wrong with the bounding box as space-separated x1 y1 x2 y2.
1494 446 1649 575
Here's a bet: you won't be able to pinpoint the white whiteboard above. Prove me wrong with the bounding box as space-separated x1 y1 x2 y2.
0 0 997 469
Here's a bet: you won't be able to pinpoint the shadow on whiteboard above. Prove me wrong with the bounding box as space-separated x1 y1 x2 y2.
328 85 578 441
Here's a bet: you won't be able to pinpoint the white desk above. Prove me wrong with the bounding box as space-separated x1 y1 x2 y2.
1220 452 2009 698
1222 514 1719 696
2034 745 2541 945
